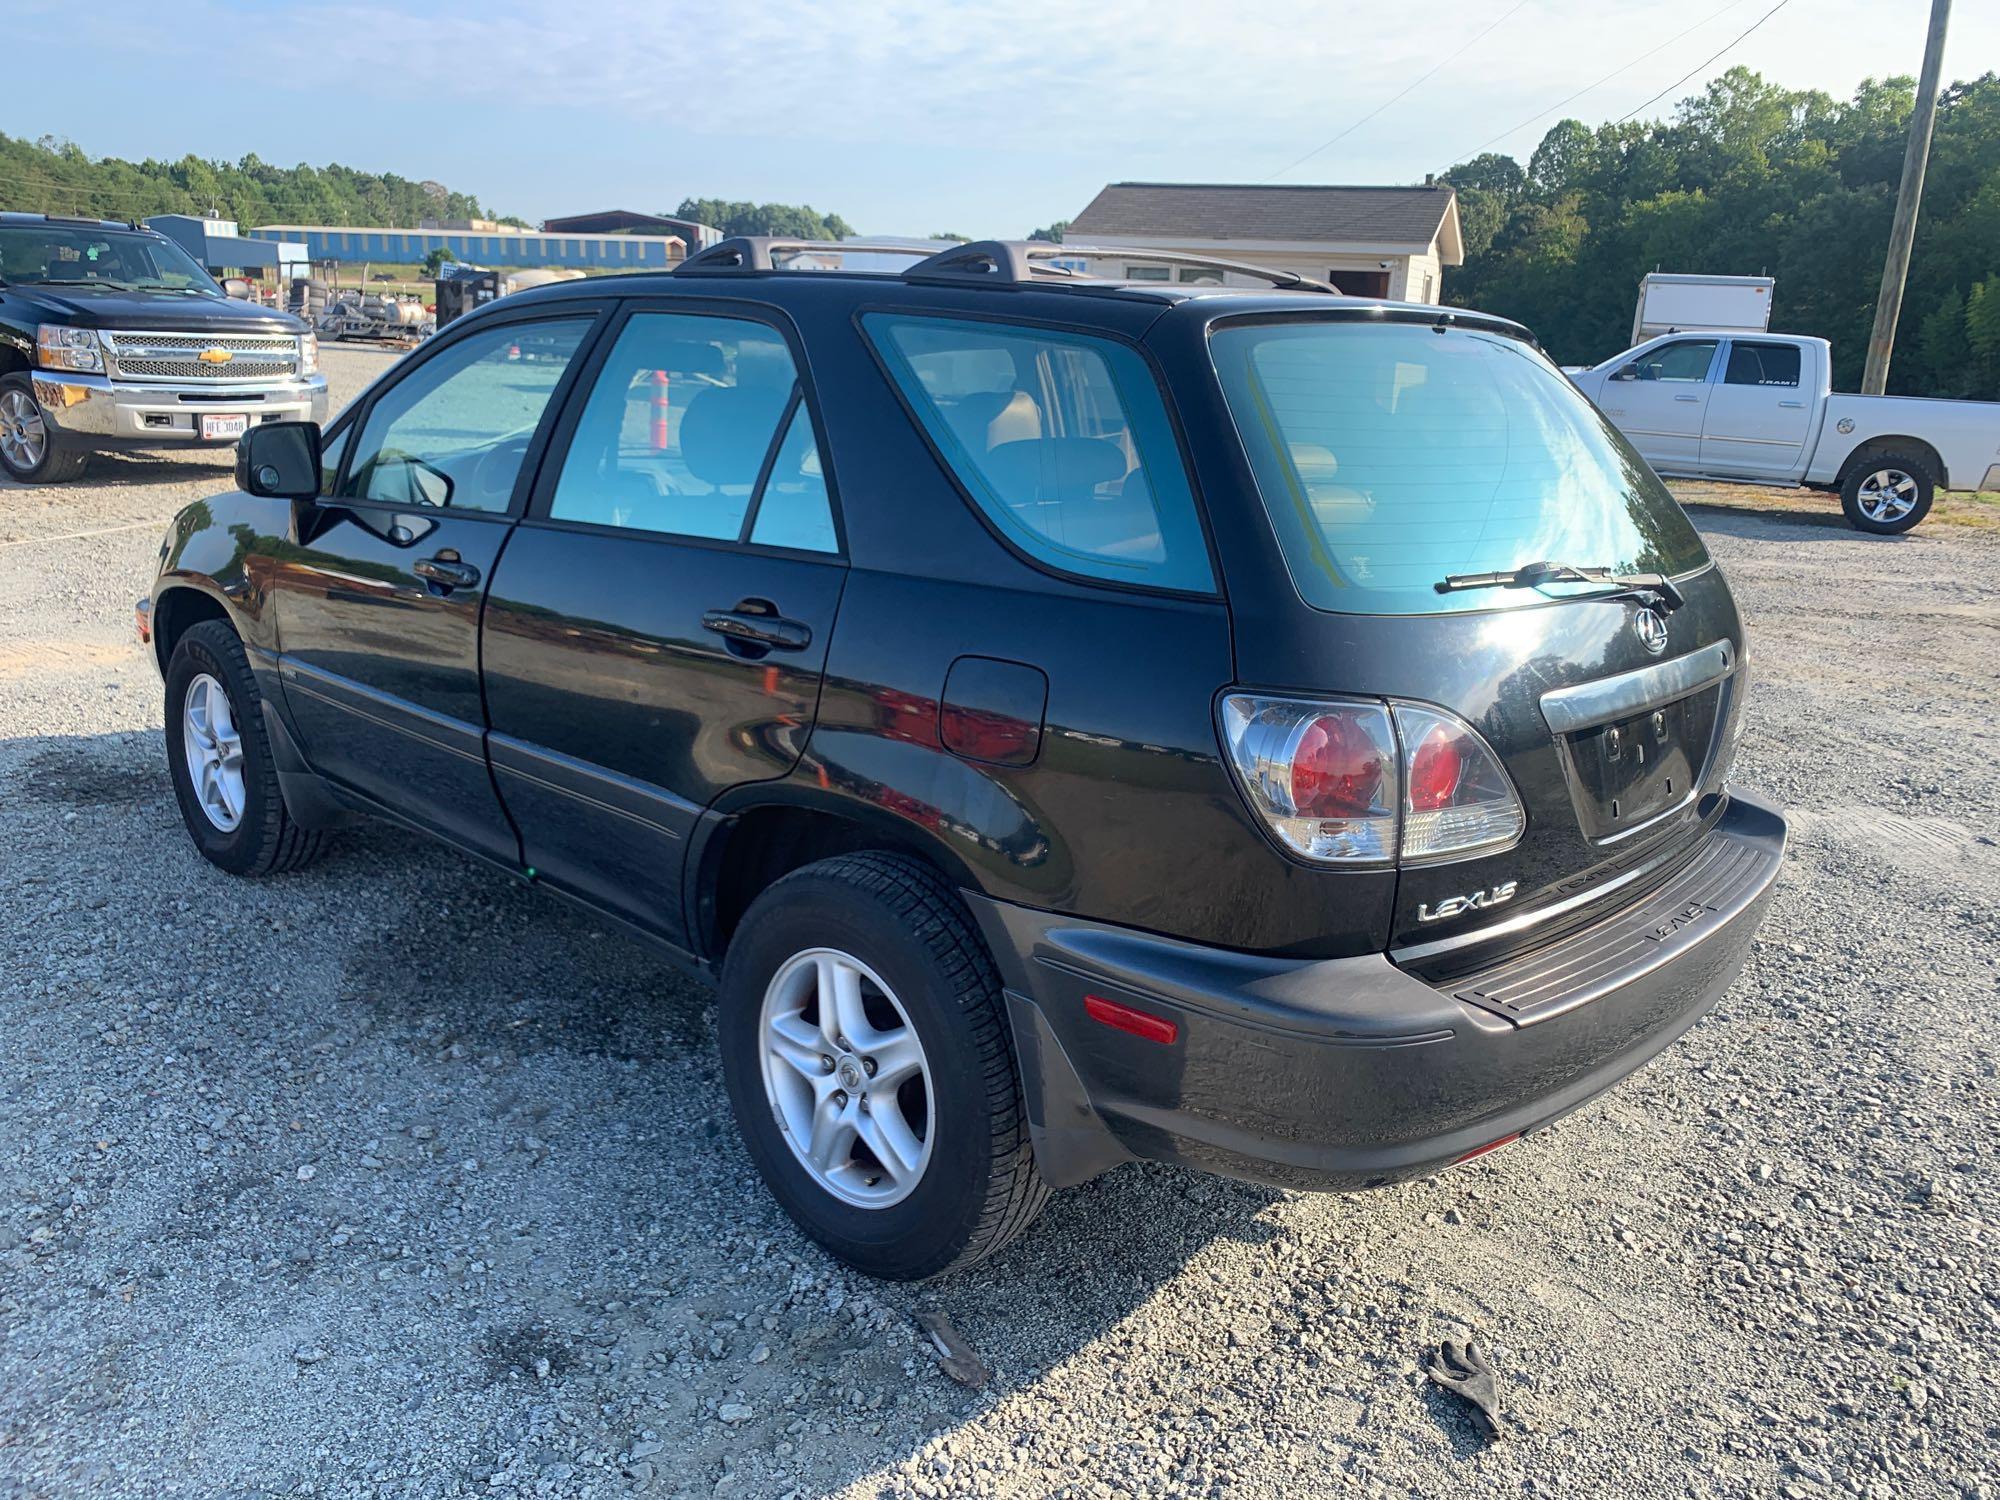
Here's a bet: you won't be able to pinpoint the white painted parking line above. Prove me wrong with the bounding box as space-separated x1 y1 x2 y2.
0 520 158 548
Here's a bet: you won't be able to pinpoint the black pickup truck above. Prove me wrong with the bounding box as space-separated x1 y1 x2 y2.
0 213 326 483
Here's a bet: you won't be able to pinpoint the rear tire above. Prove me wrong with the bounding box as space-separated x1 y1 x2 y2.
0 373 89 484
1840 453 1934 534
717 852 1048 1280
164 619 328 876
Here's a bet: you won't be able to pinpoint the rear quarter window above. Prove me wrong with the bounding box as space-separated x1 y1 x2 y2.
1210 319 1709 615
864 314 1213 593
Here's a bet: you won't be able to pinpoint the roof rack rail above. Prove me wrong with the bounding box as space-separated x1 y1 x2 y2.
904 240 1337 294
673 235 1339 295
676 236 952 274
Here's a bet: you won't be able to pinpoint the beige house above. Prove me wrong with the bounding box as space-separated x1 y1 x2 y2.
1067 181 1463 302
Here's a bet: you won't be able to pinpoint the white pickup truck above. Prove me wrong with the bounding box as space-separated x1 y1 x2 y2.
1568 332 2000 534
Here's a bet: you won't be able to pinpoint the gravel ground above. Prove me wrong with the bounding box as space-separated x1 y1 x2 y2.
1 345 1996 1499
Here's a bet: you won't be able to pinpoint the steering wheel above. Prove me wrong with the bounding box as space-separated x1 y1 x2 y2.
471 436 532 502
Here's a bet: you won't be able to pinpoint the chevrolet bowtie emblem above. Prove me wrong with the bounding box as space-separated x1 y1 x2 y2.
197 347 233 364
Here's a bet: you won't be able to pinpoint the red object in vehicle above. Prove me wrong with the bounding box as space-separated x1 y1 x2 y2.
651 369 671 451
1291 710 1389 817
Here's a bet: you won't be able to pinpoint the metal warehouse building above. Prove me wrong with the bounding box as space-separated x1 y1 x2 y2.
243 223 688 270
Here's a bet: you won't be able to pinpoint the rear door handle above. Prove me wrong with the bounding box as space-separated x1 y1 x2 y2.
1778 400 1804 408
702 604 812 652
413 554 481 591
1674 394 1700 403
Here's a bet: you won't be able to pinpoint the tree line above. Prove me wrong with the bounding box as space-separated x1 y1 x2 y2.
1441 68 2000 398
0 132 524 231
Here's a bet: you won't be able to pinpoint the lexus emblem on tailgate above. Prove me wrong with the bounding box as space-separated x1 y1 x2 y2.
1632 607 1669 656
1417 881 1518 923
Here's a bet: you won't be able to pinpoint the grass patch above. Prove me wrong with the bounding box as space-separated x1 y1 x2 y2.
1669 479 2000 532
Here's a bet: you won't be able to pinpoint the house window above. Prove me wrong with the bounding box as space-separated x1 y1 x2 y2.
1124 264 1171 282
1177 268 1223 285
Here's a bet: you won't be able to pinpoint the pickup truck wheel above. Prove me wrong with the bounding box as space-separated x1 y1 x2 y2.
1841 455 1934 534
718 852 1048 1280
0 374 88 484
164 619 328 876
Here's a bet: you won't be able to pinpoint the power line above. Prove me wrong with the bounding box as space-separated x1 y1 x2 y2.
1444 0 1752 164
1269 0 1530 181
1615 0 1794 123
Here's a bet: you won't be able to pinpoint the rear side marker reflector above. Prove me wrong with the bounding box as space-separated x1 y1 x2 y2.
1084 994 1179 1045
1453 1132 1520 1164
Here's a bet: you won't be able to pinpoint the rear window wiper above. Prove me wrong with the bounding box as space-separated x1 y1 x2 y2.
1435 560 1684 611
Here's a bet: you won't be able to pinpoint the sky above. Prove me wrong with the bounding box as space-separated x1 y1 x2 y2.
8 0 1995 235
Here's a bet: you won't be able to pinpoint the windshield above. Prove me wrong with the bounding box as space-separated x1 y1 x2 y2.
0 225 221 293
1210 319 1709 615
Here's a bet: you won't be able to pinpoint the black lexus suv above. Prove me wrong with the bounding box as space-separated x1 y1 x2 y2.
140 239 1785 1280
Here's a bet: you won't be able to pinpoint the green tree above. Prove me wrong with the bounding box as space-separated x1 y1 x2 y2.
1438 68 2000 396
1028 220 1069 243
421 245 457 276
673 198 853 241
0 130 514 229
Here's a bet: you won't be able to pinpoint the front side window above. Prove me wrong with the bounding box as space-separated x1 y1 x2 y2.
341 318 590 511
549 312 834 551
317 424 350 496
1211 318 1709 615
865 314 1212 592
1723 341 1801 387
1124 265 1171 282
1630 340 1718 383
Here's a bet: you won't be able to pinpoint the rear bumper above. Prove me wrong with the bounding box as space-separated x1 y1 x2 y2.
971 787 1786 1191
31 370 327 447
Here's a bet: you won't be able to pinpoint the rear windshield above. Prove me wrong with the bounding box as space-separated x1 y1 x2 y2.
1210 319 1708 615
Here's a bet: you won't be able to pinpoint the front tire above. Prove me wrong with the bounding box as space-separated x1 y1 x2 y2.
164 619 327 876
718 853 1048 1280
0 373 89 484
1840 454 1934 534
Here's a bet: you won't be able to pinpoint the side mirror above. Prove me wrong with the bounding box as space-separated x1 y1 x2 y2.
1610 364 1638 382
237 420 322 500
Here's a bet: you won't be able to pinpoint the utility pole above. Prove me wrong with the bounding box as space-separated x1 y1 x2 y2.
1862 0 1951 394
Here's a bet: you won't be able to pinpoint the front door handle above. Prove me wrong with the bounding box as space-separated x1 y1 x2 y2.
1674 394 1700 402
1778 399 1804 408
702 604 812 652
413 553 481 592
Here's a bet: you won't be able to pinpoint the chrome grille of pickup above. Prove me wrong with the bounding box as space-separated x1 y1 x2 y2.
101 330 299 383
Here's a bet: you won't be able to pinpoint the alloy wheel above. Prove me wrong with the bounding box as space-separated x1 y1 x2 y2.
758 947 934 1208
1856 468 1919 525
182 672 246 832
0 389 47 474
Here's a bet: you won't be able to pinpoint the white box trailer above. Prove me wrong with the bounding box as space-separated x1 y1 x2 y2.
1631 273 1774 344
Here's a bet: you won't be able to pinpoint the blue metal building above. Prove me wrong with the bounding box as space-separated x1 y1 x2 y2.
243 225 685 270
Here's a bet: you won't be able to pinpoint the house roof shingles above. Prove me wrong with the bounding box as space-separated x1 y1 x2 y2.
1069 181 1456 246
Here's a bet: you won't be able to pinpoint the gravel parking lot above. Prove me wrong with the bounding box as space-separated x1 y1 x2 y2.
2 345 1995 1499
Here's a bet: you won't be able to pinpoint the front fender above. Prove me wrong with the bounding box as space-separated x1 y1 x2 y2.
150 489 299 659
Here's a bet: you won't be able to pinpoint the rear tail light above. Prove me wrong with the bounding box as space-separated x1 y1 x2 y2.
1390 703 1525 863
1219 694 1524 866
1217 697 1397 863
